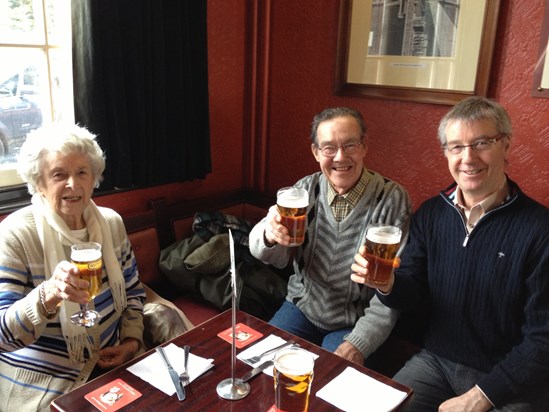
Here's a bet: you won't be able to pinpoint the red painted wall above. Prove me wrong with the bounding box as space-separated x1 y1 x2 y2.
259 0 549 210
36 0 549 218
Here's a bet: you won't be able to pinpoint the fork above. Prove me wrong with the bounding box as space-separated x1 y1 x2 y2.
179 345 190 387
241 340 296 364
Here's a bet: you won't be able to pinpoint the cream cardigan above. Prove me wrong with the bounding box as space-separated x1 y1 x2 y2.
0 205 146 411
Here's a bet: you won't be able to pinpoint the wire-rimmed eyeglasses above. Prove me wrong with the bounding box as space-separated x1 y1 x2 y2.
443 134 506 155
316 141 362 158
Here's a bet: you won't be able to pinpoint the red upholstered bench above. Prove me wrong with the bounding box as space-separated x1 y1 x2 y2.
124 192 272 328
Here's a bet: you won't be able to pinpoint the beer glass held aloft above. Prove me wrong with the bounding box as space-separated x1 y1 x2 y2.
273 347 315 412
70 242 103 328
277 187 308 247
364 225 402 288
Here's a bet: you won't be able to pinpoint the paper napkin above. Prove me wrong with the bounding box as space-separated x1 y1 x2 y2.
316 366 408 412
237 334 318 377
127 343 214 396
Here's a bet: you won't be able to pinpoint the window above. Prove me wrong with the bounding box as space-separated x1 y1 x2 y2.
0 0 73 193
0 1 211 210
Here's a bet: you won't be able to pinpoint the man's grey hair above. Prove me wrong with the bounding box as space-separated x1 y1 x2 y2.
310 107 367 145
437 96 513 146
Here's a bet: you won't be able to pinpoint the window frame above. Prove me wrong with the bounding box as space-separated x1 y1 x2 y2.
0 0 73 211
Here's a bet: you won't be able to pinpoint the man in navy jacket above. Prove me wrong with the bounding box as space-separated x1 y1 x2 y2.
352 97 549 411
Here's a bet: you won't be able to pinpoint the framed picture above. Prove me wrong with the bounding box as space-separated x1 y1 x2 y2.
532 0 549 98
335 0 501 105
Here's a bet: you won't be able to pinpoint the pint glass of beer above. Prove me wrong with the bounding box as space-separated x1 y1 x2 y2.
364 225 402 287
277 186 308 246
70 242 103 327
273 347 315 412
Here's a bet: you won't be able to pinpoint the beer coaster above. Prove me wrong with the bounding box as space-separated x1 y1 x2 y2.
217 323 263 348
84 378 142 411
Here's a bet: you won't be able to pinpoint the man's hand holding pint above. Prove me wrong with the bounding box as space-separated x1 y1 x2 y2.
264 205 291 247
266 186 308 247
351 245 395 294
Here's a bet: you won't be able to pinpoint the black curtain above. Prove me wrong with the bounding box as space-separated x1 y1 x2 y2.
71 0 211 191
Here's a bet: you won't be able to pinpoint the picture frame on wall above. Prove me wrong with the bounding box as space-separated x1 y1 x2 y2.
532 0 549 98
335 0 501 105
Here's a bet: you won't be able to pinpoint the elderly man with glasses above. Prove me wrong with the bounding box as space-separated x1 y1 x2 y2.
249 107 412 365
352 97 549 411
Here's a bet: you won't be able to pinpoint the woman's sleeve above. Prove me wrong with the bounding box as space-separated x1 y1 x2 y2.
115 218 146 347
0 225 50 351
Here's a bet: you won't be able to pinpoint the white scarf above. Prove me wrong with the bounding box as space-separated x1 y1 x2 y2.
32 194 126 363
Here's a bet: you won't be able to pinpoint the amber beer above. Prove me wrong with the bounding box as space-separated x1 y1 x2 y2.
364 225 402 287
71 242 103 299
277 187 308 246
273 347 314 412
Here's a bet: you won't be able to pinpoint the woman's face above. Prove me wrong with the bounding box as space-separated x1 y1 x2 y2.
37 151 96 229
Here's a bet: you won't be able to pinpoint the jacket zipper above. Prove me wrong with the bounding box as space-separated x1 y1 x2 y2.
441 191 518 247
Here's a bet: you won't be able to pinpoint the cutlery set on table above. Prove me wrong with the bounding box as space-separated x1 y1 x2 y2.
155 345 190 401
126 343 214 400
127 335 301 402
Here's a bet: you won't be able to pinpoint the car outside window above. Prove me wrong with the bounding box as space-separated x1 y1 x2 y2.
0 0 73 203
0 63 43 162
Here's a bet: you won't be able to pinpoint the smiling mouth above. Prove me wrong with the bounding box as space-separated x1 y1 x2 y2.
461 169 482 176
333 166 352 172
63 195 82 201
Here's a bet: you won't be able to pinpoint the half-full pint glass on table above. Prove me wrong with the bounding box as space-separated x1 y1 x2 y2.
364 225 402 287
277 186 308 246
273 347 314 412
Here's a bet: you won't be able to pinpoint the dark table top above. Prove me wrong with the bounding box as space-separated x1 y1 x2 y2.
51 309 412 411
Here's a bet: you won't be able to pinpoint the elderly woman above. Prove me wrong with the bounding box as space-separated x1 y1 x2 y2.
0 124 146 411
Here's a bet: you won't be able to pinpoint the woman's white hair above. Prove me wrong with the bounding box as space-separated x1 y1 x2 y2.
17 123 106 195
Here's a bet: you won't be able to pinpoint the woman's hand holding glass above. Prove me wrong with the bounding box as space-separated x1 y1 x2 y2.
43 261 94 310
351 245 395 294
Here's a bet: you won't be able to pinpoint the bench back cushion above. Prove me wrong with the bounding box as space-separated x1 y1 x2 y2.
128 227 161 288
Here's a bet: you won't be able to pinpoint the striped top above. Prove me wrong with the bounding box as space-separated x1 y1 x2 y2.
0 205 146 411
250 169 412 357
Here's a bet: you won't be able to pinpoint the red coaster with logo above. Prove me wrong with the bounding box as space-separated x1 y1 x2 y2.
84 378 142 411
217 323 263 348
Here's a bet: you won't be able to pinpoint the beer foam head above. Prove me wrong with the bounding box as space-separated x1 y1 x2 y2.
71 243 102 262
274 348 314 375
71 248 102 262
366 226 402 244
277 187 308 208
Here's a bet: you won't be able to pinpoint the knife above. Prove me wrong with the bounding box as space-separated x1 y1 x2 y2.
241 359 274 382
156 346 186 401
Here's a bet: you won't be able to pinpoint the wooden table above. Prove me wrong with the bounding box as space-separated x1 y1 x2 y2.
51 310 412 411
